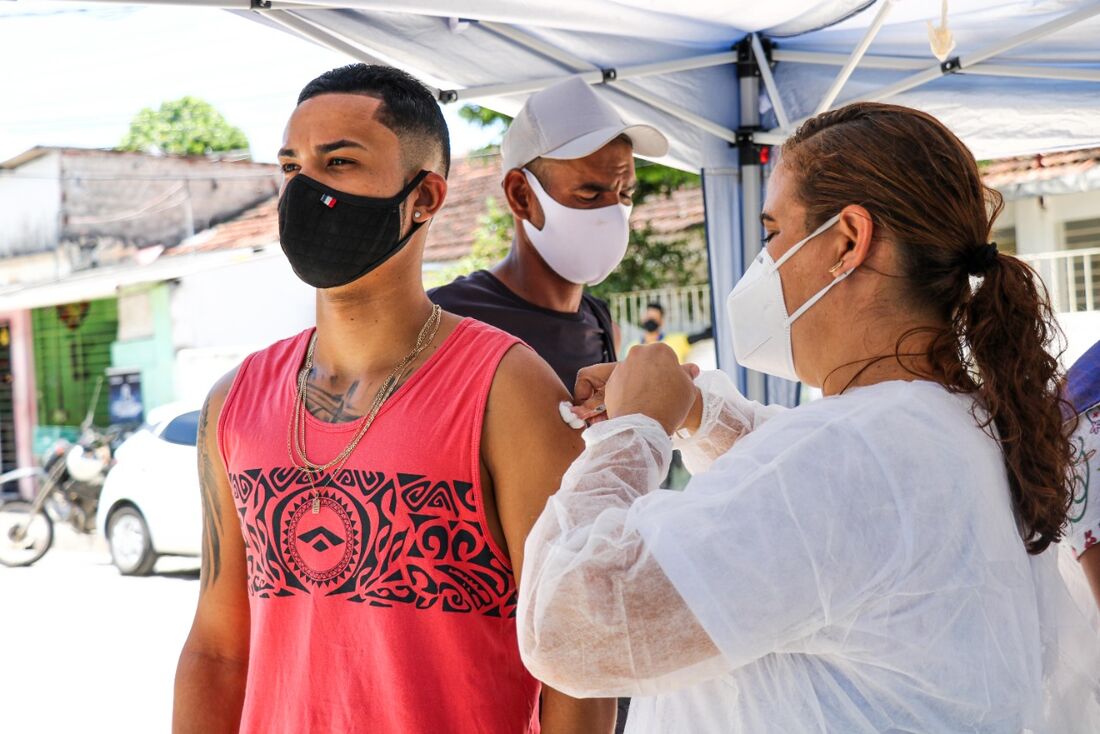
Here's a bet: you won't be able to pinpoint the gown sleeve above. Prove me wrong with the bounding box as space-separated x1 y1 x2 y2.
672 370 788 475
518 408 907 697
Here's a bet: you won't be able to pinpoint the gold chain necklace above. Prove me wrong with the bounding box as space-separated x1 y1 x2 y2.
287 305 442 513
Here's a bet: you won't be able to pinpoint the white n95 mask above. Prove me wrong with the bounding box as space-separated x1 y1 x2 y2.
521 169 632 286
726 214 848 382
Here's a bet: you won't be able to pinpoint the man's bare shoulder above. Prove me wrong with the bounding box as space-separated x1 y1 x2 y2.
202 365 242 425
485 344 584 470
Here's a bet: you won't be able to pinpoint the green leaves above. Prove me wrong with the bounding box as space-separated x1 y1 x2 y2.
118 96 250 157
588 224 705 301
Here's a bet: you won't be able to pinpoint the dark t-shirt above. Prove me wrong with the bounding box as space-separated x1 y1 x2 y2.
429 270 617 389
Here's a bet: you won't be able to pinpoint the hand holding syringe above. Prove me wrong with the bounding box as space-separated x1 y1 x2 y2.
558 354 701 431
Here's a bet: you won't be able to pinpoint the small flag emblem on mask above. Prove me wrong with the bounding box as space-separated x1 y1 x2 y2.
320 194 337 208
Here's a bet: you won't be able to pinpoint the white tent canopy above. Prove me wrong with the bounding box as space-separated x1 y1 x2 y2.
38 0 1100 402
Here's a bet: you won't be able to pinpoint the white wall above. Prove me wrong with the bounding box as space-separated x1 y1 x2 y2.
170 249 315 400
1003 190 1100 256
0 152 61 258
1057 311 1100 370
0 250 64 287
59 151 279 250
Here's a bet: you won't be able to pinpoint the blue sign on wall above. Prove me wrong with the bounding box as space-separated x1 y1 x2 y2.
107 369 144 427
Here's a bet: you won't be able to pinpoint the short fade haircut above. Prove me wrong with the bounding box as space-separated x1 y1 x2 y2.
298 64 451 178
646 302 664 315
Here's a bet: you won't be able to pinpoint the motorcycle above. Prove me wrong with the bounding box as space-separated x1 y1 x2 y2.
0 379 126 568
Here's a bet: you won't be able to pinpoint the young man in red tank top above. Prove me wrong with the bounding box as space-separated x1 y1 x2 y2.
172 64 615 734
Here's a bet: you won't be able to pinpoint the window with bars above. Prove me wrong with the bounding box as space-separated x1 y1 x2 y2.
991 226 1017 256
1065 218 1100 250
0 322 16 478
1063 218 1100 312
31 298 118 428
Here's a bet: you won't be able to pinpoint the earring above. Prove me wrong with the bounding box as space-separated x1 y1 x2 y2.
414 211 422 219
829 260 845 275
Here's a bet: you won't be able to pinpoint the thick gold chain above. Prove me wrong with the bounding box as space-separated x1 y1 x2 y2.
286 305 442 509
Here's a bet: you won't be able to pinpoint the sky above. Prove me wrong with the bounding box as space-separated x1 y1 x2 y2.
0 2 501 164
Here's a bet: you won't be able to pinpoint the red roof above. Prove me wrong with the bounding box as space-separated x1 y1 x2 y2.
427 154 508 262
981 147 1100 188
170 152 706 262
167 196 278 256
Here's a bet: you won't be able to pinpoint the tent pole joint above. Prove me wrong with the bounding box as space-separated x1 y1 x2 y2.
735 127 767 166
940 56 962 74
736 36 768 79
601 68 618 82
250 0 271 9
438 89 459 104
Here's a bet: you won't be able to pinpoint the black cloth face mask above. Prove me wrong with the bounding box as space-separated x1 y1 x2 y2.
278 170 430 289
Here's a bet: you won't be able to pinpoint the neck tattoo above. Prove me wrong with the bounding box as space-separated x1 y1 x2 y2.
286 305 443 513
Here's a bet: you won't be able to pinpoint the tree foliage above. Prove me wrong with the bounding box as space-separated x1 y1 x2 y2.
588 226 706 301
426 193 706 298
119 96 250 156
426 105 707 296
425 196 514 289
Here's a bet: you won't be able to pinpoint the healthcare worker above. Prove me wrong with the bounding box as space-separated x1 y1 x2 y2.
517 102 1100 732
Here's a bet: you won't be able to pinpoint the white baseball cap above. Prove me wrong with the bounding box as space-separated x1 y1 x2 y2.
501 76 670 175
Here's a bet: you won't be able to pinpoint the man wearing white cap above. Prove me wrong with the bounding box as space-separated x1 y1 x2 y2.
431 76 669 390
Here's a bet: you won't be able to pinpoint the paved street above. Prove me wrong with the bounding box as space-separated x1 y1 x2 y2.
0 527 200 733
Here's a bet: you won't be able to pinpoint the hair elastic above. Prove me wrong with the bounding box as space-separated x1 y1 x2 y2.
964 242 998 275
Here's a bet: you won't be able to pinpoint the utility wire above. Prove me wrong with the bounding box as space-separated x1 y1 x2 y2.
66 183 188 226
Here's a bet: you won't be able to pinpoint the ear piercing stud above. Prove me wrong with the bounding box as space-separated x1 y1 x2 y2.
414 211 422 219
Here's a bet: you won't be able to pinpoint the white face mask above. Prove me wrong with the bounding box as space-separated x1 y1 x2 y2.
726 214 848 382
520 169 632 286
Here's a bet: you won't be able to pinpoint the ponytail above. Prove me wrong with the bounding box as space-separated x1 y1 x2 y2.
955 254 1073 553
784 102 1074 554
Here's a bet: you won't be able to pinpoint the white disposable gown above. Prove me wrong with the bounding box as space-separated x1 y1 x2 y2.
519 373 1100 732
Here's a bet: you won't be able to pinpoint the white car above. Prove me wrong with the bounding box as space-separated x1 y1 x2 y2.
96 403 202 575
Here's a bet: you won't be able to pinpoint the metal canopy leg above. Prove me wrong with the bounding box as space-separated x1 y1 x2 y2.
702 167 743 386
737 37 801 406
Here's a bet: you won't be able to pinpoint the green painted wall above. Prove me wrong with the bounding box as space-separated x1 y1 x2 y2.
32 297 118 453
110 283 176 414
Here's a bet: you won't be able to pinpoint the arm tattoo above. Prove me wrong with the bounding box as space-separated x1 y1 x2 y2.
198 397 224 592
304 373 364 423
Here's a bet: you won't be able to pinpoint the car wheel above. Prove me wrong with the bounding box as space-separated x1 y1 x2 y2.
107 506 157 576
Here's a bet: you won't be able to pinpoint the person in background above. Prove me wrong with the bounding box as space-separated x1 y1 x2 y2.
431 74 668 734
431 76 669 390
636 302 690 362
1064 339 1100 610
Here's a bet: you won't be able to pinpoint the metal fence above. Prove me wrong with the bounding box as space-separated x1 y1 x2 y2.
607 284 712 342
1017 247 1100 313
606 250 1100 342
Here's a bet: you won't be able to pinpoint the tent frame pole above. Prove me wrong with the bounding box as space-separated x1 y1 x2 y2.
260 9 440 90
960 64 1100 83
760 3 1100 142
772 48 925 71
857 3 1100 105
812 0 896 116
737 39 766 402
750 33 790 130
478 21 740 144
773 49 1100 82
435 51 735 104
41 0 344 6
